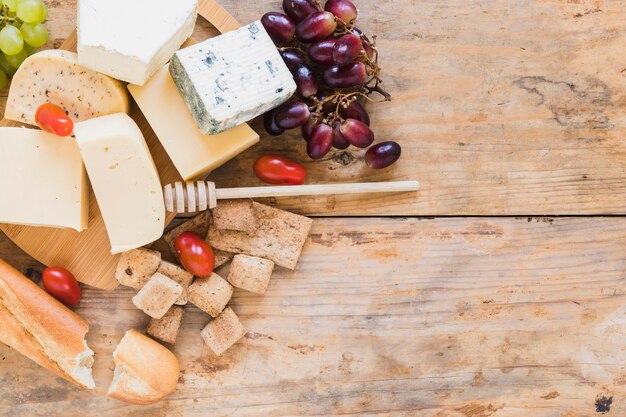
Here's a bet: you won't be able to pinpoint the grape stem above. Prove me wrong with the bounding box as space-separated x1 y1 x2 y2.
0 5 20 25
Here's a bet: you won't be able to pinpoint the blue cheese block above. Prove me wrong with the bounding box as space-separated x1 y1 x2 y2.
170 21 296 134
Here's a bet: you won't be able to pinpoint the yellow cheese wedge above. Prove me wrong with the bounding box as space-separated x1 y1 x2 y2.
4 50 129 126
128 64 259 181
0 128 88 231
73 113 165 254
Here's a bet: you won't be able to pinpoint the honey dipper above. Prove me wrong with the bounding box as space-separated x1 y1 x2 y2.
163 180 420 213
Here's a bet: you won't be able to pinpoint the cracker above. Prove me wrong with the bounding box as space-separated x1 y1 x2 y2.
211 199 257 234
157 261 193 305
114 248 161 289
227 255 274 294
200 307 246 356
146 305 184 344
206 202 312 269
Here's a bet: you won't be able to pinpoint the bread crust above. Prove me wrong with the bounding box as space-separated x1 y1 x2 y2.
108 329 180 404
0 258 94 388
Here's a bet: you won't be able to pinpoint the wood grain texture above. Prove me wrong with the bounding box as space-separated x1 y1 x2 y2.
1 217 625 416
23 0 625 216
0 1 236 290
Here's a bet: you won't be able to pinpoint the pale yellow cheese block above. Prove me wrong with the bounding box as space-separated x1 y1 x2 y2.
128 64 259 181
73 113 165 254
0 128 88 231
4 50 129 126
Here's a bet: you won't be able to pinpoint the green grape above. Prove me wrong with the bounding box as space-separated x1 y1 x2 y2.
5 49 27 68
0 69 7 90
22 42 36 55
16 0 46 23
0 53 16 75
0 26 23 55
20 22 47 47
4 0 20 13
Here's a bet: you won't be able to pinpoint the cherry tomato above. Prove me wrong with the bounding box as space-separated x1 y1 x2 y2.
42 267 82 307
175 231 215 276
253 154 307 185
35 103 74 137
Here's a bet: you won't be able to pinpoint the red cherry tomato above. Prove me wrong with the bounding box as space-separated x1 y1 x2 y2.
253 154 307 185
175 231 215 276
42 267 82 307
35 103 74 137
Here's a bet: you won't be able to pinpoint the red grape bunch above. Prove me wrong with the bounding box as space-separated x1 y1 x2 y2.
261 0 401 170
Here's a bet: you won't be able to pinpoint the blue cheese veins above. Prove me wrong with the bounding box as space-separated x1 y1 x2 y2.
170 21 296 135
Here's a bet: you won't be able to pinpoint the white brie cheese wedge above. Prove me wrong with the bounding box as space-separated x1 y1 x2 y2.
77 0 198 85
170 21 296 134
73 113 165 253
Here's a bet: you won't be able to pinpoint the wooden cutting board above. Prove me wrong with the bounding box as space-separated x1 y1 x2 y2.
0 0 241 290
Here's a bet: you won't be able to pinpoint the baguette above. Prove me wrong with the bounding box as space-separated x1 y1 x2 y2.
108 329 179 404
0 258 95 388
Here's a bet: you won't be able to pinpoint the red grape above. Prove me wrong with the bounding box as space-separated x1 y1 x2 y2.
280 48 306 71
296 11 337 43
365 141 401 169
339 118 374 148
323 61 367 88
325 0 358 24
341 99 370 125
308 38 337 66
332 121 350 149
261 12 296 44
307 123 333 159
264 110 284 136
352 27 375 59
302 116 319 141
283 0 318 23
293 64 318 98
274 101 311 129
333 34 362 65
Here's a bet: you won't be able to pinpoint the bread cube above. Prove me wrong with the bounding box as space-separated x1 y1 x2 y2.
157 261 193 305
115 248 161 289
146 305 184 344
200 307 246 356
214 249 234 268
211 199 257 234
227 255 274 294
188 273 232 317
132 273 183 319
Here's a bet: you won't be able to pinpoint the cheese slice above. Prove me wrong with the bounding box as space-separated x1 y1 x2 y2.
169 21 296 134
77 0 197 85
4 50 129 126
73 113 165 253
128 64 259 181
0 128 88 231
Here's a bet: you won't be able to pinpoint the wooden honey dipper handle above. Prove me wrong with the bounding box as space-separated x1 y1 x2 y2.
163 180 420 213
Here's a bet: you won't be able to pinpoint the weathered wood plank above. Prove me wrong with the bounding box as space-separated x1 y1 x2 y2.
0 0 624 215
1 217 624 416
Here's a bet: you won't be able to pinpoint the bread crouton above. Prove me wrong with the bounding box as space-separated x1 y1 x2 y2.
146 306 184 344
188 273 232 317
115 248 161 289
157 261 193 305
227 255 274 294
200 307 246 356
132 273 183 319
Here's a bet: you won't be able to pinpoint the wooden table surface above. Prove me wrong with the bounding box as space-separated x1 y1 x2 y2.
1 0 625 416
